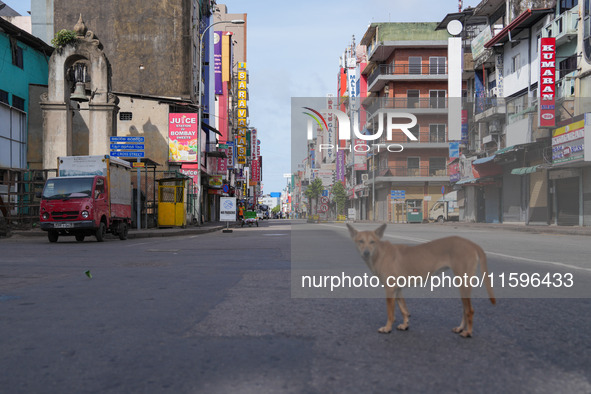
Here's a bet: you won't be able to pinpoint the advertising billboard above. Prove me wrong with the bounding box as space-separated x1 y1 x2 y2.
169 113 198 162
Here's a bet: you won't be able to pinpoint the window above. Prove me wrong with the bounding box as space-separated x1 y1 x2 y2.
10 38 23 69
429 124 446 142
120 112 133 121
407 89 420 108
408 123 420 141
407 157 420 176
0 90 8 105
409 57 422 74
429 157 447 176
429 57 446 74
12 95 25 111
559 54 578 77
429 90 446 108
94 178 105 199
511 54 521 74
560 0 578 11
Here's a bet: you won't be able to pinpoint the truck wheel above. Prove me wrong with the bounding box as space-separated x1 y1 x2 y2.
75 234 85 242
95 222 106 242
48 231 59 243
437 216 445 223
118 222 128 240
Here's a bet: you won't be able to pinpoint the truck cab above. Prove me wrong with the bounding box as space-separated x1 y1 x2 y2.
429 200 459 223
39 155 132 242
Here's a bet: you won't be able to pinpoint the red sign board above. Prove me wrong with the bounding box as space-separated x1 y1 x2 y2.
539 37 556 128
250 157 260 183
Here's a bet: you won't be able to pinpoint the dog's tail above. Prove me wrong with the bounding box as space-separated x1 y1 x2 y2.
477 247 496 305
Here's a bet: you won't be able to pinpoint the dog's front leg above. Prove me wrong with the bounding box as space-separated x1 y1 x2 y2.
395 289 410 331
378 297 396 333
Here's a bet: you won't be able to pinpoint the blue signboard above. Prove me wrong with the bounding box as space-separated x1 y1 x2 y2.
322 190 329 197
110 151 145 158
391 190 405 200
110 136 145 142
449 142 459 158
110 144 145 150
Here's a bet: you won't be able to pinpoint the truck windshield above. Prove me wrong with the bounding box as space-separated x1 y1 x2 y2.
42 178 94 200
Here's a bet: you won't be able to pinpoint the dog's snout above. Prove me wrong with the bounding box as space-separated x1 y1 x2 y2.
362 250 371 258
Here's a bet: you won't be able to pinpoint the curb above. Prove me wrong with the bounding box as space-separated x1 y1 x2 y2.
3 225 228 240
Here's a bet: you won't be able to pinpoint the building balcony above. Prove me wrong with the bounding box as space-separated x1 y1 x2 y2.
369 133 449 149
556 76 576 101
364 97 448 118
367 63 448 92
543 6 579 46
370 165 449 184
474 97 506 122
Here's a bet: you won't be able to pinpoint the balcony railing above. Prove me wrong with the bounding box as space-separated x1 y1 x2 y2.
377 166 448 177
544 6 578 45
556 76 576 100
365 97 448 116
368 63 448 87
369 131 447 144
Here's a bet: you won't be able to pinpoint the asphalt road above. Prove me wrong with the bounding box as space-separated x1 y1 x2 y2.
1 220 590 393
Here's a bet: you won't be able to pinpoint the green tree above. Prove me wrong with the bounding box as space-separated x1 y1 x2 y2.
304 178 323 214
271 205 281 215
331 181 347 216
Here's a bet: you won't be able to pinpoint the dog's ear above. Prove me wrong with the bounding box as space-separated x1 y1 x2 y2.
346 223 357 238
375 223 387 239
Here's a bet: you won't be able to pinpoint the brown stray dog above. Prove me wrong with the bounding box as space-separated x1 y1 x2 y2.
347 223 495 338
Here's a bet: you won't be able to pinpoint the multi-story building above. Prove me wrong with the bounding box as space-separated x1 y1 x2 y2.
0 15 53 230
0 17 52 170
359 22 452 222
445 0 591 227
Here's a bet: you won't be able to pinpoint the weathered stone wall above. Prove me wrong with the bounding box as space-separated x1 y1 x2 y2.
509 0 557 22
53 0 192 99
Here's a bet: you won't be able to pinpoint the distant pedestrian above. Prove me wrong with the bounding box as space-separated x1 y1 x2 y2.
238 204 244 221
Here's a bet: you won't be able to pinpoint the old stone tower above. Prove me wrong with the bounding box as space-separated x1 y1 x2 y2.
41 15 118 169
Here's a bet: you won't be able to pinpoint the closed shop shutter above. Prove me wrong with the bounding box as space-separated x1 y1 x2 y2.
556 177 579 226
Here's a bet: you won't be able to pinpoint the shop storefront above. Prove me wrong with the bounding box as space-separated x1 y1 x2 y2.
549 114 591 226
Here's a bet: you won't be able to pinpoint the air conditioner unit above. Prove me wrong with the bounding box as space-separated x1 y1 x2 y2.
361 174 369 182
490 87 498 97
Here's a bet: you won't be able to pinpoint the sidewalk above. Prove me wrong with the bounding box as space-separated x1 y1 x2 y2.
3 221 237 239
349 220 591 237
440 221 591 236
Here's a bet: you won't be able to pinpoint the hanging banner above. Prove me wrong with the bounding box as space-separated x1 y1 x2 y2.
539 37 556 128
217 145 228 174
336 150 345 182
226 141 235 169
214 31 223 95
169 113 198 162
251 157 261 183
251 128 258 158
353 139 367 170
180 164 200 193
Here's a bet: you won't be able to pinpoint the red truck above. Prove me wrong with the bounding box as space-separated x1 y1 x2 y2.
39 155 132 242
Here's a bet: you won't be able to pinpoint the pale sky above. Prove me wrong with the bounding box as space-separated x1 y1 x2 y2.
3 0 481 194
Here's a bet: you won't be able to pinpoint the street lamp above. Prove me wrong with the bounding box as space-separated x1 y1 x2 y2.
196 18 244 224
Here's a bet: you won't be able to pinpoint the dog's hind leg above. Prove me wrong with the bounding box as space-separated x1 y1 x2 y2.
453 294 474 338
395 289 410 331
